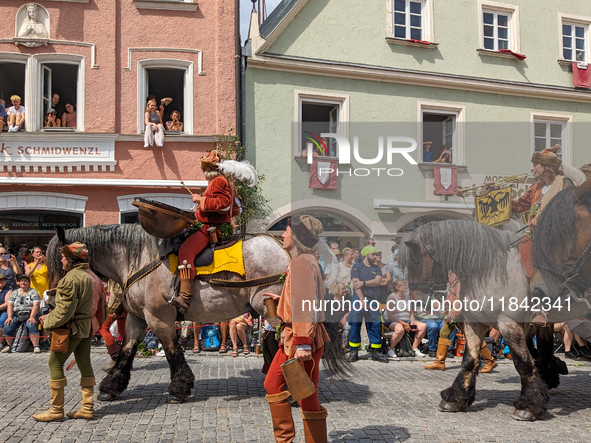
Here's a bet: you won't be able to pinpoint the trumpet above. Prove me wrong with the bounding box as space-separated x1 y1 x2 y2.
457 173 530 198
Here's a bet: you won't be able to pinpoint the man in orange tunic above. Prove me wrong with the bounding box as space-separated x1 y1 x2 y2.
263 214 330 443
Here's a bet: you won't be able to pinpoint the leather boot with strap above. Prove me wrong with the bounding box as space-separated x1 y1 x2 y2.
174 278 194 314
266 390 295 442
301 406 328 443
423 338 451 371
67 377 95 419
480 342 498 373
33 378 67 422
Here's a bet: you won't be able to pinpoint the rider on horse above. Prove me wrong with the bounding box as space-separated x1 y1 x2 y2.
170 150 257 313
511 145 573 277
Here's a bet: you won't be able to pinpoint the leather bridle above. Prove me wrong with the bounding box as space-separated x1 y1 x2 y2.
407 242 448 294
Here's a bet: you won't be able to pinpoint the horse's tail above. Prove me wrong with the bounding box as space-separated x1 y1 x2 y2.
322 321 354 379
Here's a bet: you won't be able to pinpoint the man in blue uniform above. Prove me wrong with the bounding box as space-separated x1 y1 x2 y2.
348 245 389 363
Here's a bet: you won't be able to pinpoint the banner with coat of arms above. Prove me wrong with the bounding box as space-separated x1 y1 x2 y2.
475 186 512 227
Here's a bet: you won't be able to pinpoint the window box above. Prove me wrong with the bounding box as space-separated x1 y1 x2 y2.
477 48 524 60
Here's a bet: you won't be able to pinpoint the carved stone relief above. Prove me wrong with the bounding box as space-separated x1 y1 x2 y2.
14 3 50 47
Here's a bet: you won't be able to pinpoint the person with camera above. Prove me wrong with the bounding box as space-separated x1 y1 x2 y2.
33 242 95 422
25 246 49 297
2 275 41 354
0 246 22 291
165 110 184 132
0 273 14 351
384 279 427 360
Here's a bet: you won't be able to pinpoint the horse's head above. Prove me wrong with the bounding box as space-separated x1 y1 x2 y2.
46 227 69 289
399 233 447 298
531 177 591 307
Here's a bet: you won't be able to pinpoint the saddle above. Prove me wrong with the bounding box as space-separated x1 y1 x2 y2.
193 235 242 268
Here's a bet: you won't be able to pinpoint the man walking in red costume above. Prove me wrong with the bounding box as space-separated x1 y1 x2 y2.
263 214 330 443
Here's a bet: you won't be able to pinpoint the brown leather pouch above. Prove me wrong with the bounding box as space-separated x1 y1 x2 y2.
50 327 70 354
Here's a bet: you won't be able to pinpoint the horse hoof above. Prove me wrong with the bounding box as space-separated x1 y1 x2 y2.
168 395 185 404
98 391 119 401
438 400 461 412
512 409 536 421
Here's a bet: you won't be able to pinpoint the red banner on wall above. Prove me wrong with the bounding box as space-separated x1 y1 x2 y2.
309 160 337 189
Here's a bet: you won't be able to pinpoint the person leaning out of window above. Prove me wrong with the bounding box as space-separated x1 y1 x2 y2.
61 103 76 128
44 108 61 127
144 98 164 147
165 110 183 132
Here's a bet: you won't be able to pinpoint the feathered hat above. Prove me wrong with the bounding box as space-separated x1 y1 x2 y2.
200 150 259 187
531 145 561 169
61 242 88 260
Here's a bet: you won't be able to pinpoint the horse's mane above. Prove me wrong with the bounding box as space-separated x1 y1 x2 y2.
399 220 520 293
47 224 162 284
533 187 577 270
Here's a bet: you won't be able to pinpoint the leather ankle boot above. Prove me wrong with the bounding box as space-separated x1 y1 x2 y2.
33 378 67 422
301 406 328 443
480 342 498 373
175 278 194 314
67 377 95 419
266 391 295 442
423 339 451 370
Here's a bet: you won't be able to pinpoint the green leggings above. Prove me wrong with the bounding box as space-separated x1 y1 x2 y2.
48 336 94 380
439 322 459 340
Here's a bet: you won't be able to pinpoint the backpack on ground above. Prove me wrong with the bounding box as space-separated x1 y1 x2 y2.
199 325 220 351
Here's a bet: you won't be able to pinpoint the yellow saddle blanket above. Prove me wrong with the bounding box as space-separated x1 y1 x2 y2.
169 240 245 277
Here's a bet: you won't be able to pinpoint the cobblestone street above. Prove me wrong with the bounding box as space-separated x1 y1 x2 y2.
1 348 591 442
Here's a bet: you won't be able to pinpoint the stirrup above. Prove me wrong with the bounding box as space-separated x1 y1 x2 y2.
163 291 178 305
529 311 548 327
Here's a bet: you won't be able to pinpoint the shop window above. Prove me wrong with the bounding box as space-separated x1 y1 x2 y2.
137 59 193 134
0 62 26 132
120 212 139 224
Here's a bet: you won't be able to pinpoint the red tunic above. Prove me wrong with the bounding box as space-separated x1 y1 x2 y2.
195 175 237 225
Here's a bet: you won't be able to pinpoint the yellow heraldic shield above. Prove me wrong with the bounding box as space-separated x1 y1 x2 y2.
475 186 512 227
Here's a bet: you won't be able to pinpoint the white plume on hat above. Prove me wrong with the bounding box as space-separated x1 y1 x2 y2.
560 164 587 186
218 160 258 187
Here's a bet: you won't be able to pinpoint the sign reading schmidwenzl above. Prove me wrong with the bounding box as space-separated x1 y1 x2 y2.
0 137 116 170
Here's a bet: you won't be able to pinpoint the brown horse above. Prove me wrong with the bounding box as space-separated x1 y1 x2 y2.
47 224 348 402
399 220 549 421
531 177 591 320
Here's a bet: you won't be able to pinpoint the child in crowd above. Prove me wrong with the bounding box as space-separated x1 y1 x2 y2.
7 95 25 132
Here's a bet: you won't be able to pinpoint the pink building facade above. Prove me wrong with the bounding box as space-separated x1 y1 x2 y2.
0 0 238 250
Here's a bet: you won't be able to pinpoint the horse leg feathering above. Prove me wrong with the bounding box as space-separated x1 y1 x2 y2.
99 312 147 401
439 322 487 413
498 322 549 421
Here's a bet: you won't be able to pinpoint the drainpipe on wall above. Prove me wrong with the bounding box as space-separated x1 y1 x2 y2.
235 0 244 161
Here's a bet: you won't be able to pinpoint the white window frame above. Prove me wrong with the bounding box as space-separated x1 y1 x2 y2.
137 59 194 135
32 54 85 132
418 101 466 166
294 90 349 158
478 1 520 53
0 53 84 132
531 112 573 167
387 0 434 43
558 14 591 63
